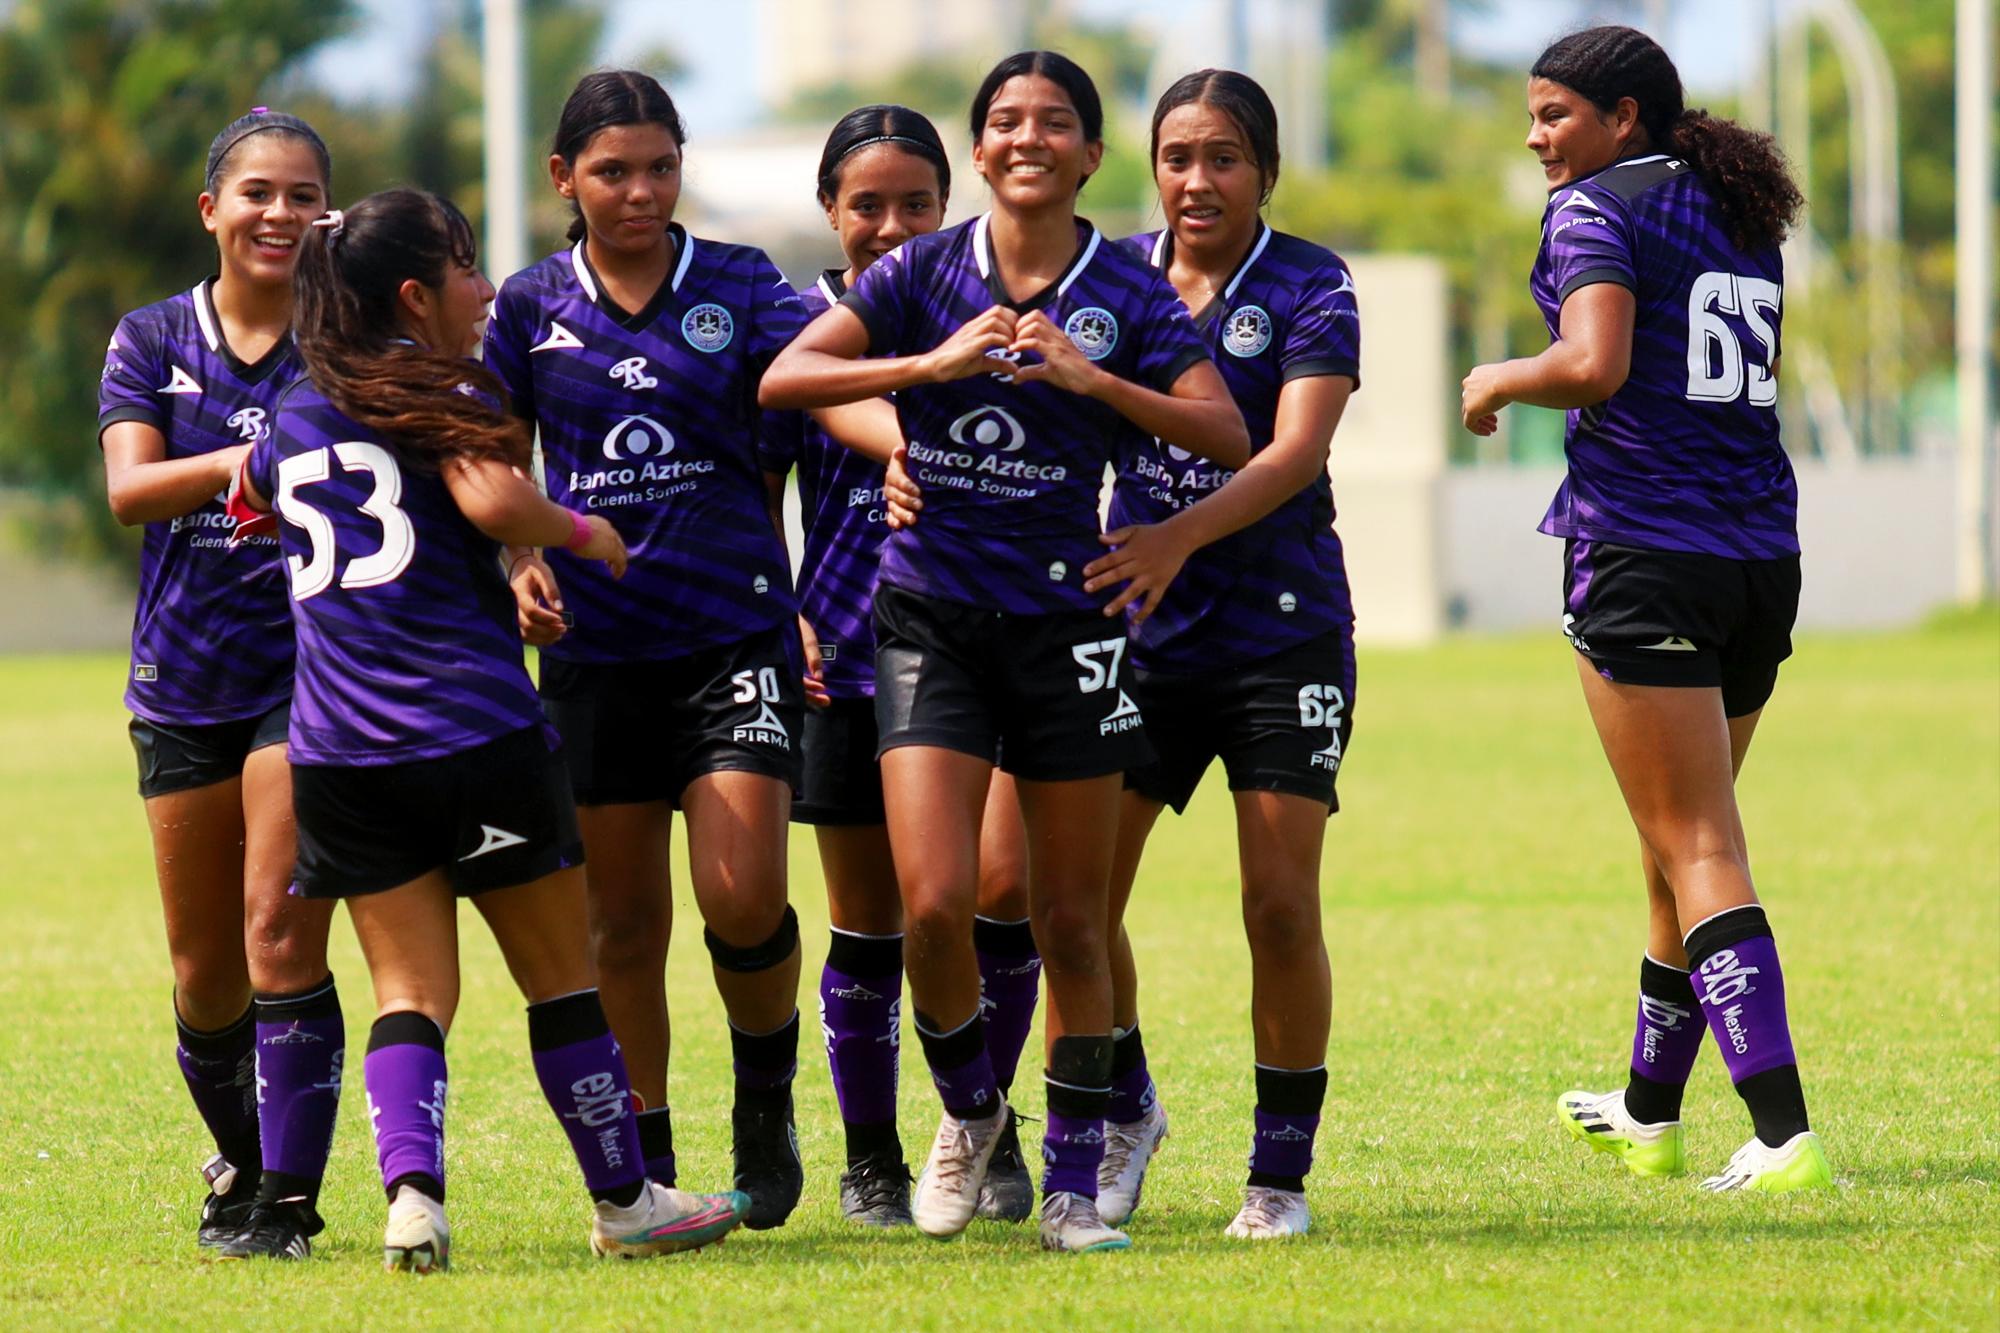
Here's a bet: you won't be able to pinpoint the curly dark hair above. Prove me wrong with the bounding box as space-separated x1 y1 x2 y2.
1531 25 1803 252
292 189 528 471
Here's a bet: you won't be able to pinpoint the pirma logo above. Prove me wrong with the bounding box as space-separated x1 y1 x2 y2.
1063 306 1119 360
682 303 734 353
602 414 674 461
948 405 1025 452
608 356 658 390
134 663 159 681
1099 689 1143 736
1260 1124 1312 1143
1224 305 1273 358
731 667 791 750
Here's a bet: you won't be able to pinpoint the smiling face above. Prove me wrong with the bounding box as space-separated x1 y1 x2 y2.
199 135 328 288
553 121 682 257
398 261 496 357
1525 76 1641 188
1154 100 1266 259
971 74 1103 210
823 143 945 277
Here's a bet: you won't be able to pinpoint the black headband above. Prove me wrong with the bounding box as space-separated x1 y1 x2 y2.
204 108 331 192
834 134 936 165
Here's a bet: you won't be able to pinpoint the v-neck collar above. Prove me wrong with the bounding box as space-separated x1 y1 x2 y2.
972 213 1102 313
570 224 696 331
192 279 294 384
815 268 847 305
1148 222 1273 329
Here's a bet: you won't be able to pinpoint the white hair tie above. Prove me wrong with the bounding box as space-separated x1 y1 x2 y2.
312 208 346 240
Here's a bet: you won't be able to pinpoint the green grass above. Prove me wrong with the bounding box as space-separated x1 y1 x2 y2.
2 618 1996 1329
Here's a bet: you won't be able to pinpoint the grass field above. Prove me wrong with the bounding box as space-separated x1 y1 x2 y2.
1 617 1995 1329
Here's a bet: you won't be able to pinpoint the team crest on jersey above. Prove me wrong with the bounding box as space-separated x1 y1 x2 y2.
1223 305 1273 358
1063 306 1118 361
681 303 734 353
602 414 675 460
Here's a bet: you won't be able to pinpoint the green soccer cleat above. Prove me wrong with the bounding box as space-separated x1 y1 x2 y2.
1558 1088 1688 1178
1699 1132 1834 1194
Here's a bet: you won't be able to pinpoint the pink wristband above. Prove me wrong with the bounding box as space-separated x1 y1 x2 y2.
562 509 592 552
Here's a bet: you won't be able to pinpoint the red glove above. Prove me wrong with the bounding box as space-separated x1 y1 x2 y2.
224 453 276 547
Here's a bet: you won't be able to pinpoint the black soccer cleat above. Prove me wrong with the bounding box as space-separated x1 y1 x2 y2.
214 1198 323 1261
196 1155 260 1250
837 1153 914 1228
731 1094 805 1230
975 1107 1034 1224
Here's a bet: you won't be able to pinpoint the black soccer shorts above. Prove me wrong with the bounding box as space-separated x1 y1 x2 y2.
794 696 887 826
129 700 290 798
1562 538 1802 717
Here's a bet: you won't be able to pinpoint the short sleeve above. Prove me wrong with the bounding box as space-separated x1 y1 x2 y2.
481 275 537 421
838 243 914 356
758 407 803 475
1279 260 1361 387
1130 266 1210 393
98 313 165 438
1543 188 1636 301
746 251 809 368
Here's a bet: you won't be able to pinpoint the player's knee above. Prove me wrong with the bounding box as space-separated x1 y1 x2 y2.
1241 882 1321 958
904 889 975 952
704 904 798 974
1031 898 1105 976
590 894 670 967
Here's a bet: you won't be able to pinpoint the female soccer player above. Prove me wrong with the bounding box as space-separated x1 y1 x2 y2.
763 50 1250 1253
487 72 894 1229
1460 26 1830 1192
757 104 953 1228
98 109 347 1258
238 187 747 1270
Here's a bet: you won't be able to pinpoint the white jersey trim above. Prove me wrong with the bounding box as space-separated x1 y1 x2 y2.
191 280 221 353
971 212 1102 297
1220 224 1274 304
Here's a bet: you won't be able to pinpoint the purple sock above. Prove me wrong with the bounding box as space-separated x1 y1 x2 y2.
253 976 344 1200
1107 1026 1155 1125
1042 1111 1107 1198
175 1003 260 1178
821 930 903 1158
528 991 646 1199
1248 1065 1327 1192
974 916 1041 1096
1623 955 1704 1123
914 1011 1000 1121
1692 930 1797 1081
364 1011 449 1201
1043 1035 1113 1199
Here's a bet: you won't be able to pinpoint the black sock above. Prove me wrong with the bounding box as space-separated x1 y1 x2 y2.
844 1121 903 1167
636 1107 676 1188
731 1011 800 1113
1737 1064 1811 1147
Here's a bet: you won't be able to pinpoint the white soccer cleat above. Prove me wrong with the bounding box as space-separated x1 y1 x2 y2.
590 1181 748 1258
1096 1099 1168 1226
382 1185 450 1274
1699 1131 1834 1194
912 1105 1009 1239
1224 1185 1310 1240
1038 1190 1131 1253
1557 1088 1687 1177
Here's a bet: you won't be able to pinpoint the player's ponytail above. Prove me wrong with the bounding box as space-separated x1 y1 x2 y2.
553 70 688 245
1531 25 1802 252
1149 69 1282 205
815 104 952 207
292 189 528 471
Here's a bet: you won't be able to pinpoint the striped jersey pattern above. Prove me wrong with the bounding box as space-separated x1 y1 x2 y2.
98 280 297 726
1531 154 1798 559
483 228 804 664
841 213 1209 614
245 380 543 766
1110 225 1360 675
757 270 887 699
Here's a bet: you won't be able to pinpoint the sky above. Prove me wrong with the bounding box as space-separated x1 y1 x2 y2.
299 0 1764 130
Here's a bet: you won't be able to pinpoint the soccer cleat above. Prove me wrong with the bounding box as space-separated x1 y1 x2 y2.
838 1154 914 1227
731 1094 805 1230
1224 1186 1310 1240
215 1197 321 1260
912 1104 1009 1239
1096 1100 1168 1226
382 1185 450 1274
1038 1190 1131 1253
1558 1088 1688 1178
591 1181 749 1258
974 1107 1033 1223
1699 1131 1834 1193
196 1155 258 1249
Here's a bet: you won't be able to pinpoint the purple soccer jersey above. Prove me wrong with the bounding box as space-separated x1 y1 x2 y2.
840 214 1210 613
1531 153 1797 560
1108 225 1360 674
245 381 544 765
758 271 888 698
98 281 296 725
483 229 803 664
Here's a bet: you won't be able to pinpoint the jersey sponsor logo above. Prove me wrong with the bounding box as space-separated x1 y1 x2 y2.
608 356 658 390
681 302 734 353
948 405 1025 452
1640 635 1699 652
226 407 268 442
1063 305 1119 361
602 414 675 461
1223 304 1274 358
160 365 202 395
460 824 529 861
731 667 791 750
1298 683 1347 771
530 321 584 353
908 404 1063 494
